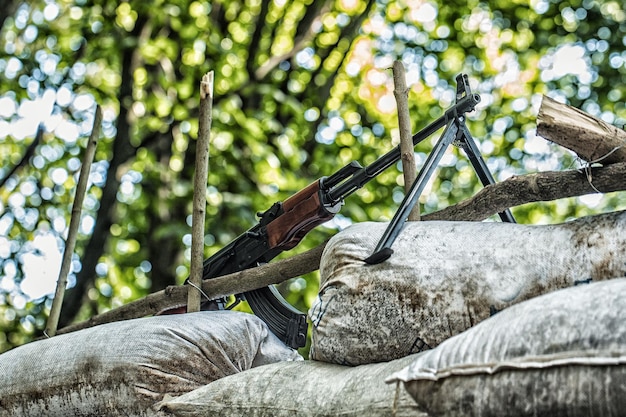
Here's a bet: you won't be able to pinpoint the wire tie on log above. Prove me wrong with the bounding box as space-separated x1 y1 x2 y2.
187 281 210 302
579 143 624 193
588 143 624 165
581 164 601 193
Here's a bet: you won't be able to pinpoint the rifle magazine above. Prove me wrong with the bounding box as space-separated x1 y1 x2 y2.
244 286 308 349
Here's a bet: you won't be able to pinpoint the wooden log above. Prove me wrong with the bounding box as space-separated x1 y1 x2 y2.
424 162 626 222
56 241 327 335
537 95 626 164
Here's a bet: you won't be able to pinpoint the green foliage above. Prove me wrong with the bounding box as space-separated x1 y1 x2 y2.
1 0 625 353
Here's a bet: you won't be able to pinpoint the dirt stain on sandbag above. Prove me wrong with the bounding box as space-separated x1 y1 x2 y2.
592 250 621 280
569 211 621 250
398 291 422 314
570 215 625 280
519 281 549 303
132 336 247 401
79 355 103 379
79 355 138 395
2 355 118 415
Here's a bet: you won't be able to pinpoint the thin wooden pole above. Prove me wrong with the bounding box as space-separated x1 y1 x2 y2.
392 60 420 221
45 105 102 337
188 71 214 313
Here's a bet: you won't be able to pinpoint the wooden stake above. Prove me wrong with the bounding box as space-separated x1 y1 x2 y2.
188 71 214 313
45 105 102 337
392 61 420 221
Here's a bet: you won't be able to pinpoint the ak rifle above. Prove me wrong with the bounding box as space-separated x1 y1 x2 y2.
191 74 513 349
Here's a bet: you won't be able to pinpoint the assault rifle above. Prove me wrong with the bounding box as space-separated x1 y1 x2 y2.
190 74 513 349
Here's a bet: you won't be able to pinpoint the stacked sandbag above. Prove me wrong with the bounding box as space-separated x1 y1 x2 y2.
309 210 626 365
386 278 626 417
0 311 301 417
159 353 428 417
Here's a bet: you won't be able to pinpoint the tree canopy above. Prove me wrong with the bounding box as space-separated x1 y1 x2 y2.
1 0 625 353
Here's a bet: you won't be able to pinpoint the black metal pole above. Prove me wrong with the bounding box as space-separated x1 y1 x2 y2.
457 122 516 223
364 121 461 264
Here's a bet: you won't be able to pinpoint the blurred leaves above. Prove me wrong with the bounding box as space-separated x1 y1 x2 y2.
1 0 625 353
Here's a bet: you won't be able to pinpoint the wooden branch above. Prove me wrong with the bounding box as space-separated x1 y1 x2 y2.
424 162 626 222
254 1 330 81
246 0 271 77
0 125 42 190
537 95 626 164
393 60 420 221
45 106 102 337
188 72 214 313
56 241 328 335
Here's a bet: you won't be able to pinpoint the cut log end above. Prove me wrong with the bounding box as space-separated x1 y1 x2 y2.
537 95 626 164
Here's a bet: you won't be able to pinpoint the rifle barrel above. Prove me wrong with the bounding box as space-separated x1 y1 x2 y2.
326 89 480 204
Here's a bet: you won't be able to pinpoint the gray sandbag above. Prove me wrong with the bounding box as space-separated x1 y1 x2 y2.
159 354 429 417
387 278 626 417
0 311 302 417
309 210 626 365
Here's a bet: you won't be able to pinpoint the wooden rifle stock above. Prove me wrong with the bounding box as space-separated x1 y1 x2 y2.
266 180 339 250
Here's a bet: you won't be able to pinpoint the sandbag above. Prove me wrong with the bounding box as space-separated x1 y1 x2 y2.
387 278 626 417
309 210 626 365
0 311 302 417
159 354 428 417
